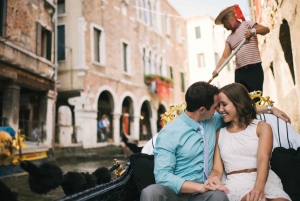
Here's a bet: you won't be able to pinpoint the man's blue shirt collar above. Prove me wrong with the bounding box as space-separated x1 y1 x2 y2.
179 111 200 131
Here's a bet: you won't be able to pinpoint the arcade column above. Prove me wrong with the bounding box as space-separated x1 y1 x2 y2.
112 114 121 145
38 90 56 147
2 82 20 131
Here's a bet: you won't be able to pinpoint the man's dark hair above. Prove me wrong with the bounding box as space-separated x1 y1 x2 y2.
220 83 256 125
185 81 219 112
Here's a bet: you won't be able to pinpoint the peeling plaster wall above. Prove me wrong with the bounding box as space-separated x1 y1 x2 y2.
254 0 300 131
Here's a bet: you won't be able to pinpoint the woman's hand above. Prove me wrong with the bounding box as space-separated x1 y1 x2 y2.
246 187 266 201
204 174 229 193
271 107 291 123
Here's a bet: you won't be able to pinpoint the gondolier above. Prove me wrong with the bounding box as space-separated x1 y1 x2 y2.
212 4 270 93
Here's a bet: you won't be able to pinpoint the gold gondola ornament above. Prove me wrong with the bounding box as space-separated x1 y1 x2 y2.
162 92 274 126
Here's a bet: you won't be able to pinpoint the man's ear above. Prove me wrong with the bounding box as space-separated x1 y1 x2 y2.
199 106 206 114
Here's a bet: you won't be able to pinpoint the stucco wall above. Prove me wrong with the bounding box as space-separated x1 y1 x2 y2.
253 0 300 131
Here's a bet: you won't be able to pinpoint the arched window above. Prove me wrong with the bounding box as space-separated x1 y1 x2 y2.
160 57 163 75
148 1 152 26
137 0 142 19
148 51 152 74
142 48 146 73
143 0 147 23
153 2 156 29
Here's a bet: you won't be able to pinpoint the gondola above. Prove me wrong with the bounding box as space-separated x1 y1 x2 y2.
0 128 48 178
55 91 276 201
57 161 140 201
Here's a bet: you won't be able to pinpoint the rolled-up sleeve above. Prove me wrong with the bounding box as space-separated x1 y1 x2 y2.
246 20 257 28
153 130 186 194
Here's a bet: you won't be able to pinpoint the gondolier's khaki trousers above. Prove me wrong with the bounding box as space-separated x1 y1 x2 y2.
140 184 229 201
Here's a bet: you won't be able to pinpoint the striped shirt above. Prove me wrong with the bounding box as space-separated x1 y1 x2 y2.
226 21 261 69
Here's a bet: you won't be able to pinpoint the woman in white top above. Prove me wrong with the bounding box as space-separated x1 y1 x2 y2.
205 83 290 201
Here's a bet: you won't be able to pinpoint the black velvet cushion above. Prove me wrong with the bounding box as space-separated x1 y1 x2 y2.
270 147 300 200
129 153 155 193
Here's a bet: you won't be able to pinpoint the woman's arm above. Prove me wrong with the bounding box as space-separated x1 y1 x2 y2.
247 121 273 201
256 105 291 123
205 131 229 193
210 131 224 180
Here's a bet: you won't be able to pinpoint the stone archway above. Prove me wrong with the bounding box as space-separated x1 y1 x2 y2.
120 96 134 136
157 104 166 132
97 90 114 143
140 101 152 141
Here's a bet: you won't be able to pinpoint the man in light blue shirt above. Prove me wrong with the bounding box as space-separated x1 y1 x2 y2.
141 82 229 201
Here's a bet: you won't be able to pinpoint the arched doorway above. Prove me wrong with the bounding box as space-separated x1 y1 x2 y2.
97 91 114 143
19 88 40 142
120 96 134 136
157 104 166 132
139 101 152 141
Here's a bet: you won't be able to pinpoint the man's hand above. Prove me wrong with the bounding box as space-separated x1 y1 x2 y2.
204 175 229 193
212 69 219 78
245 29 254 39
272 107 291 123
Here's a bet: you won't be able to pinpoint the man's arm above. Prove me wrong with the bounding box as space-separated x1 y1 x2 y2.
213 45 232 77
245 24 270 38
180 181 207 194
253 24 270 35
154 130 207 194
154 131 186 194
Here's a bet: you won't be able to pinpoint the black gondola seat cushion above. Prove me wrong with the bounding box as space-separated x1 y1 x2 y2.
129 153 155 193
270 147 300 200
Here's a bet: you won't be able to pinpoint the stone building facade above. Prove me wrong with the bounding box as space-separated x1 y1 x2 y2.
186 15 235 88
250 0 300 131
56 0 188 148
0 0 56 147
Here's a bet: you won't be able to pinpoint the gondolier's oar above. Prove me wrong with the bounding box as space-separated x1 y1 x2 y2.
207 38 247 83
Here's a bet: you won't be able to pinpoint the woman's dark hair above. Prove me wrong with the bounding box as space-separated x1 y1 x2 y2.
185 81 219 112
220 83 256 125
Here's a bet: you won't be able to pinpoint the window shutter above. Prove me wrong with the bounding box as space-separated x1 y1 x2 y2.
46 30 52 61
181 72 185 92
58 25 65 60
0 0 7 37
36 22 42 56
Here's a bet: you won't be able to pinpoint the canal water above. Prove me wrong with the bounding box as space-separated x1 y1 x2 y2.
1 158 127 201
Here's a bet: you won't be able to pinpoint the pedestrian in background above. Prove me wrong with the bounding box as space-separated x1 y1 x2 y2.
98 115 110 142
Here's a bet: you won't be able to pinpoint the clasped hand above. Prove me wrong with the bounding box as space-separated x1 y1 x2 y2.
244 29 254 39
204 175 229 193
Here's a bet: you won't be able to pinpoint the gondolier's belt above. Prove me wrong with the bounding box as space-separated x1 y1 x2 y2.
227 168 257 175
236 62 261 71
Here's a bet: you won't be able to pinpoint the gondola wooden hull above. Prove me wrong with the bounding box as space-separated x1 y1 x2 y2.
57 162 139 201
